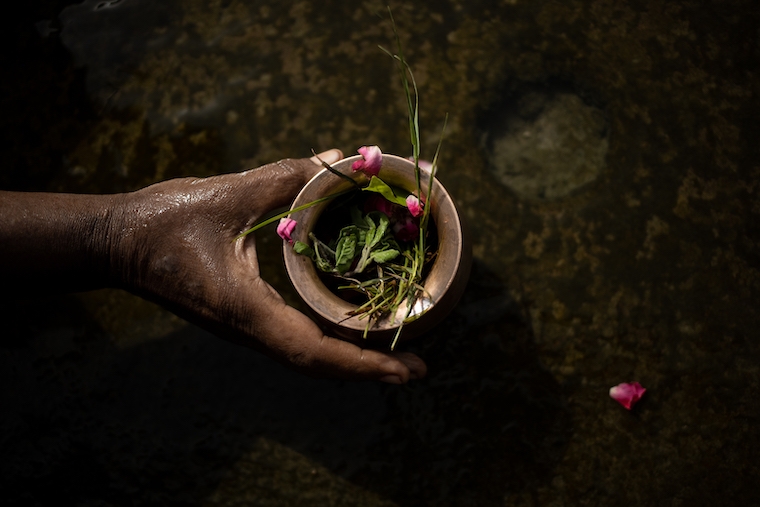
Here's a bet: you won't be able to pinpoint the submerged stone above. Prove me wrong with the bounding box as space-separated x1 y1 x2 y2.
484 91 608 200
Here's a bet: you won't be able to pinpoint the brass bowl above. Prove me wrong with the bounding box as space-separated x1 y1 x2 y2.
283 154 471 345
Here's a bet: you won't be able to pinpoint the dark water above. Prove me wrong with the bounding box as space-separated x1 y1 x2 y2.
2 0 759 505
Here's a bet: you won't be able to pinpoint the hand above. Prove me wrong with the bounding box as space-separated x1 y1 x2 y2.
111 150 427 383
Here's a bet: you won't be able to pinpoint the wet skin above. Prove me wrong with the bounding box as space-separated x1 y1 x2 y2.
0 149 427 384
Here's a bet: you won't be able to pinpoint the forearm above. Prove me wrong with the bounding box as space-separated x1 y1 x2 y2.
0 154 428 381
0 190 124 293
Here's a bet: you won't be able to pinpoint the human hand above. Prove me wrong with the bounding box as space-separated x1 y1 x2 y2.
110 150 427 383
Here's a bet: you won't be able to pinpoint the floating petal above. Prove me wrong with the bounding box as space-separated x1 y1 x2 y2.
609 381 646 410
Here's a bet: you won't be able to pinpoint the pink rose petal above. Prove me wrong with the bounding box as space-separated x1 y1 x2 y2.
406 194 423 217
276 217 297 244
609 381 646 410
351 145 383 177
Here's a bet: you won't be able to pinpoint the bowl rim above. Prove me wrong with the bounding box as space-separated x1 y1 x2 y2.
282 153 467 339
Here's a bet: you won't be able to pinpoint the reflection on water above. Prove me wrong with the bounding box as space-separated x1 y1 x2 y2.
2 0 760 505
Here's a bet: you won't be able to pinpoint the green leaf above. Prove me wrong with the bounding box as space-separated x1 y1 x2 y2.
334 233 357 274
314 250 333 273
365 212 390 250
377 235 400 255
339 224 366 246
363 214 377 250
375 213 390 242
371 248 400 264
309 233 336 273
354 213 397 274
293 240 314 257
363 176 408 206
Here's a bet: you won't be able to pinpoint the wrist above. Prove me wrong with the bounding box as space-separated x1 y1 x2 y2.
0 191 125 293
104 187 155 293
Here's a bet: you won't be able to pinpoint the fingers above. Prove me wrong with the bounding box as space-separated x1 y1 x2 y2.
381 352 428 384
255 294 427 383
231 148 429 383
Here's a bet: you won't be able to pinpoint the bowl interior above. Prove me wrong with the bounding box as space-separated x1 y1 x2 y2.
283 154 467 340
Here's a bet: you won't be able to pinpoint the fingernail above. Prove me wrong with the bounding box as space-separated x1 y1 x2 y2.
310 148 343 166
380 375 404 385
395 353 428 380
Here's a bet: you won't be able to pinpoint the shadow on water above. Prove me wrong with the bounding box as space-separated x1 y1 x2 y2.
0 261 569 506
1 0 226 195
1 3 568 503
0 0 96 192
351 260 571 506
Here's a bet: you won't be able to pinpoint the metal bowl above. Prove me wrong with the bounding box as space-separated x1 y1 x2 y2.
283 154 471 345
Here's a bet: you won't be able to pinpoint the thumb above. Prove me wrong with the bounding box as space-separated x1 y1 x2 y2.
241 149 344 213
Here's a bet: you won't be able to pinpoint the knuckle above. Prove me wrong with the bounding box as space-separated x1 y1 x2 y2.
286 346 317 371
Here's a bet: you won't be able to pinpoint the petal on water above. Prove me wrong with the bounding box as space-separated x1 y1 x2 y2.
609 381 646 410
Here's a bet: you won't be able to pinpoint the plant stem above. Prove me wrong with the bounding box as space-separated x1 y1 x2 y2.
234 188 354 241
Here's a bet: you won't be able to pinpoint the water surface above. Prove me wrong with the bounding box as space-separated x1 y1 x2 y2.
2 0 759 505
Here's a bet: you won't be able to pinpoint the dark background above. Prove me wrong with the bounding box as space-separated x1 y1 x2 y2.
2 1 759 505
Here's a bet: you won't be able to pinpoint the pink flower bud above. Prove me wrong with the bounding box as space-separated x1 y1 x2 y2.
351 145 383 177
406 194 423 217
609 382 646 410
276 217 297 244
